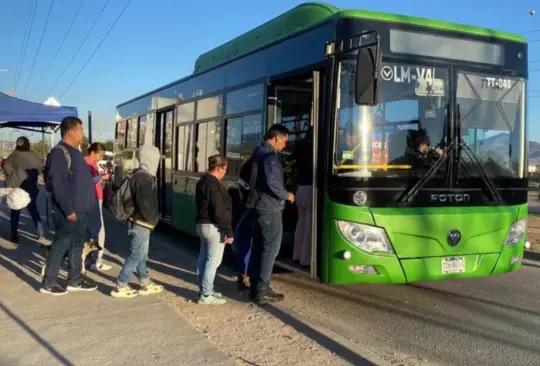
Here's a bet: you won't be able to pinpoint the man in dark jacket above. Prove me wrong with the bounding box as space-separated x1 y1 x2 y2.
111 145 164 298
41 117 97 296
249 124 294 305
2 136 44 242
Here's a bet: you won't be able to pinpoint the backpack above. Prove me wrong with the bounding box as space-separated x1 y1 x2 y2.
44 145 71 192
109 169 150 221
238 155 259 209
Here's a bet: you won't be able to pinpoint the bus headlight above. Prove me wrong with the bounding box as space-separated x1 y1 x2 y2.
337 220 394 253
505 217 527 245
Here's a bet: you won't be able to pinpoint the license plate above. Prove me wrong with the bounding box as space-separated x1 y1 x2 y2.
441 257 465 274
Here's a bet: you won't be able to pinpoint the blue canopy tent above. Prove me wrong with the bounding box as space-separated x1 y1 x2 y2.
0 92 78 156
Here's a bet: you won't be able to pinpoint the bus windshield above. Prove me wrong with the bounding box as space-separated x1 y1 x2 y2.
333 59 526 179
334 59 449 178
455 71 526 178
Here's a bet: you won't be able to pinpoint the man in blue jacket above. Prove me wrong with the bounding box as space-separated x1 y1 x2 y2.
41 116 98 296
248 124 294 305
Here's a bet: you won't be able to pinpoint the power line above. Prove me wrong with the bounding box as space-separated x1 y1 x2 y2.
59 0 132 99
13 0 38 96
28 0 86 98
46 0 111 96
12 0 35 95
21 0 56 99
520 29 540 34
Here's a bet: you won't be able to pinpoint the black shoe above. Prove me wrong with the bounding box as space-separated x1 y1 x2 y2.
67 277 97 292
250 288 285 306
39 284 68 296
266 288 285 301
10 235 18 243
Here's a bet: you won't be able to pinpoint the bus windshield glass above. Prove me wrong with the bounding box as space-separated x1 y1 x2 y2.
456 71 526 178
334 59 449 178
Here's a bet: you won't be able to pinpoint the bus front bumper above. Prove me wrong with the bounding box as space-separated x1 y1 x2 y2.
330 242 525 284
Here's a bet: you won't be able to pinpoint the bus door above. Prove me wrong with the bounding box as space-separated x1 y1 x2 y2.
154 109 174 221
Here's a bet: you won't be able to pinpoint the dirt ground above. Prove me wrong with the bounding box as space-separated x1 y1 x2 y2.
528 215 540 252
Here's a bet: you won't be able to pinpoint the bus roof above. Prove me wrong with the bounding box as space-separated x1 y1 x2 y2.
194 2 526 73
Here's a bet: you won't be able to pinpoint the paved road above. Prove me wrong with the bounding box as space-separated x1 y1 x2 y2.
271 264 540 366
259 194 540 365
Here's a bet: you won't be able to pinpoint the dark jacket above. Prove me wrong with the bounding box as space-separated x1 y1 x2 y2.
290 138 313 187
130 169 159 227
2 150 42 196
196 173 233 237
46 142 96 216
252 142 288 212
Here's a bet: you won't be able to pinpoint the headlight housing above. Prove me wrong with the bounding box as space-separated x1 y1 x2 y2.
505 217 527 245
337 220 394 253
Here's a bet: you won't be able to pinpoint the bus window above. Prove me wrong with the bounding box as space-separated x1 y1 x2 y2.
126 118 138 148
115 120 126 152
226 84 264 115
177 102 195 123
138 115 147 146
197 96 222 120
195 121 220 172
176 124 194 171
225 114 263 159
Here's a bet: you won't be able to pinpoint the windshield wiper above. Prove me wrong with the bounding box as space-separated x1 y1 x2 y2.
454 103 501 204
398 102 452 204
460 144 502 204
398 141 455 204
398 103 453 204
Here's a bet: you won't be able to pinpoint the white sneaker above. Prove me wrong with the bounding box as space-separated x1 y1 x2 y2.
91 263 112 272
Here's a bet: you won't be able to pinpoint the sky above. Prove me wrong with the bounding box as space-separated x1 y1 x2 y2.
0 0 539 142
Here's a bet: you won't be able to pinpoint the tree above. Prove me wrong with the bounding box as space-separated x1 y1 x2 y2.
30 140 51 157
103 140 114 152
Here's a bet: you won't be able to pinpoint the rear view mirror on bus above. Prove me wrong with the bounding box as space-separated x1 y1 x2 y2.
355 44 380 106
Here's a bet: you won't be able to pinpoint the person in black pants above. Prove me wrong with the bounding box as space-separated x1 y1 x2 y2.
41 117 98 296
248 124 295 305
2 136 44 243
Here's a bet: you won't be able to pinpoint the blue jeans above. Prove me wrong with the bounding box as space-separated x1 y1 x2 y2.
248 210 283 294
86 199 102 240
234 209 255 276
11 193 43 237
196 224 226 296
117 223 151 286
43 211 88 287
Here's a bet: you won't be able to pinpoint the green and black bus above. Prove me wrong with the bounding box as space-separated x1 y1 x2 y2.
115 2 528 284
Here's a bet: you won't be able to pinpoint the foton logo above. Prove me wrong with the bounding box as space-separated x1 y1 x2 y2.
430 193 471 203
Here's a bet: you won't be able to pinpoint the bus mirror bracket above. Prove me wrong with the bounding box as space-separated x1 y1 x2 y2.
355 39 381 106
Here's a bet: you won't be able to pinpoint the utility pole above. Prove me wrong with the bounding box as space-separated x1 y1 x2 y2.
88 110 93 144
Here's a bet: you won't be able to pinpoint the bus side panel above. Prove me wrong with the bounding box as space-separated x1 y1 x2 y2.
172 172 197 236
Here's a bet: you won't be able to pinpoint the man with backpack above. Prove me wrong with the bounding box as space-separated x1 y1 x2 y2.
248 124 294 306
41 117 97 296
110 144 164 298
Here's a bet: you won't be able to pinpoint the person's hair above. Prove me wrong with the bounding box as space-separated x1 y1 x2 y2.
417 135 431 146
88 142 105 155
15 136 30 152
208 155 228 171
60 116 82 138
266 124 290 140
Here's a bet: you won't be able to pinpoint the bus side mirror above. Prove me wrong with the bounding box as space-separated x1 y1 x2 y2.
355 43 380 106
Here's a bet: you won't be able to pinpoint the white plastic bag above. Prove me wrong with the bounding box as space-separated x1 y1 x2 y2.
5 188 31 210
